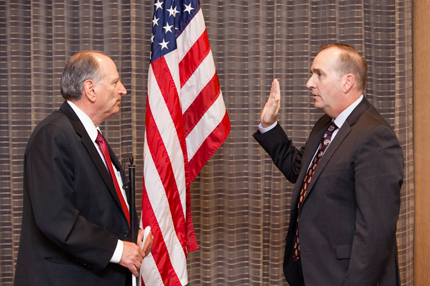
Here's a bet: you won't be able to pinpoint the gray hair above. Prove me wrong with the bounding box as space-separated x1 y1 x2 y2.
60 51 105 100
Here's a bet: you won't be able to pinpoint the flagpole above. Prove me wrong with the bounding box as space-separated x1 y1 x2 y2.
128 158 136 244
124 156 137 286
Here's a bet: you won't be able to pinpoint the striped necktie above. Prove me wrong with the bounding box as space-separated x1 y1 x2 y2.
293 121 337 261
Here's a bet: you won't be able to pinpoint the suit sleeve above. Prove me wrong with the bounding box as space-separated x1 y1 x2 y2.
25 124 119 272
253 123 304 184
343 124 403 285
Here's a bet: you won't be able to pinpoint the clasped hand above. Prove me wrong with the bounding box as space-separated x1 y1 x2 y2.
119 229 154 277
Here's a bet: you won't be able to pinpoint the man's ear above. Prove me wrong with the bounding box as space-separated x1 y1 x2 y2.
343 73 354 93
83 79 96 103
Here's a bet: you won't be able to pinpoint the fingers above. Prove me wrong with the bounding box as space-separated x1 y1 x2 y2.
270 81 280 114
142 233 154 257
136 227 153 257
137 228 145 249
266 79 277 108
131 264 139 277
119 241 146 277
261 78 281 127
272 79 280 102
119 229 153 276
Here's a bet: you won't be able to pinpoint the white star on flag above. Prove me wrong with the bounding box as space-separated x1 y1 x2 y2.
167 6 179 17
163 23 173 34
184 3 194 14
159 39 169 50
154 0 163 10
152 15 159 26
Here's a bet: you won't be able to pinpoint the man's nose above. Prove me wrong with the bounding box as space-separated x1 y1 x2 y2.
118 81 127 95
306 76 314 89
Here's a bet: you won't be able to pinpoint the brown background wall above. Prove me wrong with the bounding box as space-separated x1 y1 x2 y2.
0 1 417 285
414 0 430 285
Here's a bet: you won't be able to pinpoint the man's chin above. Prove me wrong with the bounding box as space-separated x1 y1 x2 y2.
114 104 120 113
313 101 320 109
109 107 120 117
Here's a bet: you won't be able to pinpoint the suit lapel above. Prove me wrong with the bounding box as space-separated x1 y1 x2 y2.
301 97 371 202
59 102 127 216
304 122 350 199
291 115 331 206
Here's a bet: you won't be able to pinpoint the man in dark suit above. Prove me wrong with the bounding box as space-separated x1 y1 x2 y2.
15 51 153 286
253 43 403 285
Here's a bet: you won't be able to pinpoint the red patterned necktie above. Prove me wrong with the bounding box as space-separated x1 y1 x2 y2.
293 121 337 261
96 130 130 227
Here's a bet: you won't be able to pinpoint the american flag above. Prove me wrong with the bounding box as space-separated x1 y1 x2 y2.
140 0 230 285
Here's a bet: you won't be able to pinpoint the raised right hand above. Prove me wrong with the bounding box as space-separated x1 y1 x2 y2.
260 79 281 128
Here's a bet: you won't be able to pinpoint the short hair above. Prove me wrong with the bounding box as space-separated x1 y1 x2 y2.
60 51 105 100
319 43 368 92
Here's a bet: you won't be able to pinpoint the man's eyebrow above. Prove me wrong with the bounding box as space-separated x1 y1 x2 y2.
310 67 323 74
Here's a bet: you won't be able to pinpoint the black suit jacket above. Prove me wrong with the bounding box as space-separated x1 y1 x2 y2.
254 97 403 286
15 102 139 286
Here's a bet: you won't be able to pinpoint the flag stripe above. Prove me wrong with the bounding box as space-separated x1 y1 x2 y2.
176 9 206 62
179 29 210 88
148 62 187 216
182 72 221 137
142 124 187 285
180 50 217 114
140 253 164 286
145 64 189 285
145 104 186 247
142 150 188 285
188 109 230 182
186 93 227 160
141 187 180 286
152 56 187 157
150 55 188 193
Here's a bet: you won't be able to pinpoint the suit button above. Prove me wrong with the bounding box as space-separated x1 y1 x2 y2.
123 231 129 238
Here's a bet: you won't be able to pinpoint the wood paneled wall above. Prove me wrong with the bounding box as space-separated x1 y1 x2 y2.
413 1 430 285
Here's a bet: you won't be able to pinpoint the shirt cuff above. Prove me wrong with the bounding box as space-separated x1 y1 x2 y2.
110 239 123 264
258 121 278 134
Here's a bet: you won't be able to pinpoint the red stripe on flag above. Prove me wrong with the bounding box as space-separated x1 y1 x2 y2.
141 185 182 286
179 29 210 88
182 72 221 137
151 58 188 154
151 57 191 187
144 101 187 249
188 112 231 182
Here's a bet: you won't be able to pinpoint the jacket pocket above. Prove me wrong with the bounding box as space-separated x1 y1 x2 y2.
44 257 89 286
336 244 352 259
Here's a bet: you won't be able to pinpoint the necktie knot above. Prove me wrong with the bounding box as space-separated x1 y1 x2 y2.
327 122 337 132
96 130 104 145
321 122 337 152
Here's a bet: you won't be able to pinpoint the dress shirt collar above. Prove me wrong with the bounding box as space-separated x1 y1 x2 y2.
333 95 364 128
67 100 100 142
